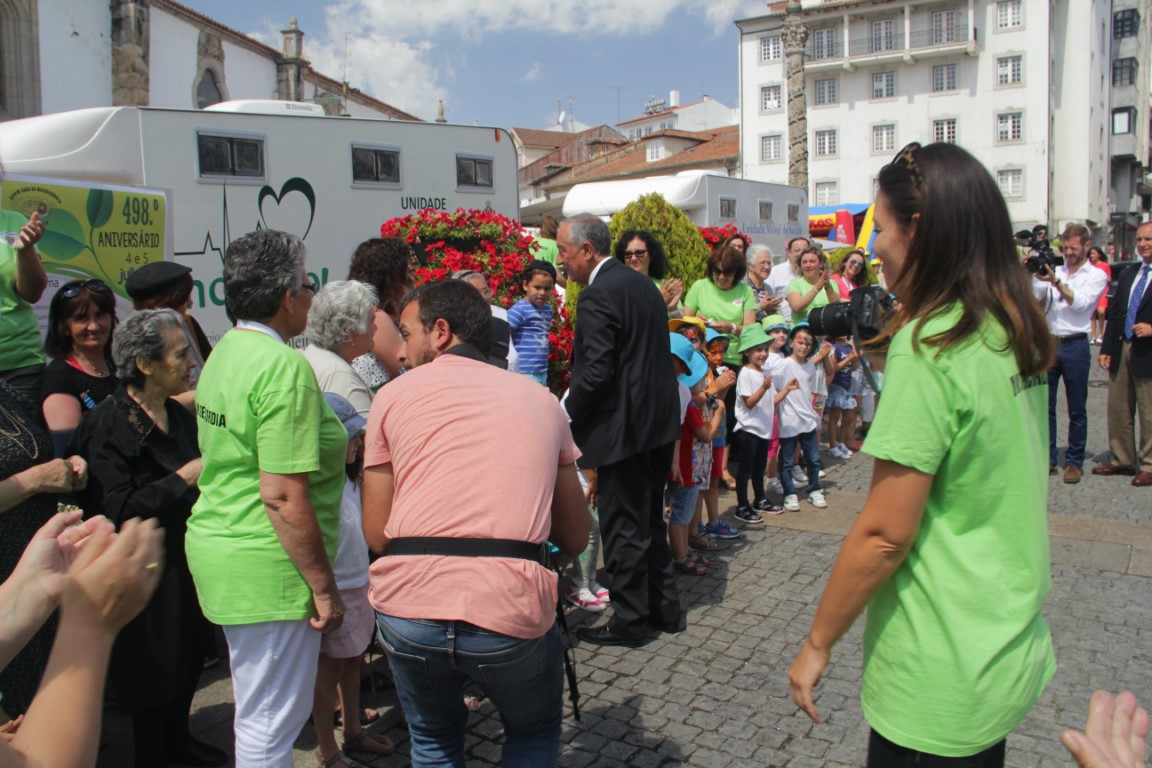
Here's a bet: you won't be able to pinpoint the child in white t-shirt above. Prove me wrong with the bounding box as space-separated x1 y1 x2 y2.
776 324 827 511
732 325 790 522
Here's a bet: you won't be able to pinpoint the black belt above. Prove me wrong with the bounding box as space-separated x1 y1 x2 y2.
1054 333 1088 343
386 537 550 566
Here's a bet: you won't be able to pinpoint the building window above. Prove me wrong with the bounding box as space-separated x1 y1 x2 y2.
1113 58 1138 87
351 145 401 185
456 154 493 189
872 71 896 99
1113 107 1136 134
997 0 1022 30
1114 9 1139 38
872 19 897 51
760 134 783 162
812 28 838 60
932 10 958 43
815 129 838 157
997 55 1023 85
997 112 1023 142
647 143 660 161
719 198 737 219
760 35 782 61
997 168 1023 198
932 64 957 92
197 133 265 178
933 118 957 143
814 78 838 106
760 84 782 111
815 181 838 206
759 201 774 221
872 124 896 153
787 203 800 222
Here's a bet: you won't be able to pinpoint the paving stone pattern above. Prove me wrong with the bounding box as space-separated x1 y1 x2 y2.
95 362 1150 767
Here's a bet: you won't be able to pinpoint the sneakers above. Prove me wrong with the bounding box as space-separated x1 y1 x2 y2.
783 494 801 511
808 490 828 508
791 466 809 484
766 476 785 495
753 498 785 515
705 520 743 539
734 506 766 525
830 446 849 459
589 582 610 603
565 585 606 612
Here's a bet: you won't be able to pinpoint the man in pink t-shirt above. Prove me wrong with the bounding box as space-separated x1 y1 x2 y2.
361 280 590 767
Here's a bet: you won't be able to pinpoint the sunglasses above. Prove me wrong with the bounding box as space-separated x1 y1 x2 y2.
846 260 864 268
715 268 736 277
60 279 111 299
623 249 648 260
890 142 924 189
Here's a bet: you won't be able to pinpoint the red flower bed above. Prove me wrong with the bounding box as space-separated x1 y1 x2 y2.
698 223 751 251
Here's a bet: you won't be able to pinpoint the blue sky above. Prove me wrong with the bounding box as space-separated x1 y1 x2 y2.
179 0 767 130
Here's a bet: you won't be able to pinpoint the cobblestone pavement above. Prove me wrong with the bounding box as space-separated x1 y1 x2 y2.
97 360 1151 767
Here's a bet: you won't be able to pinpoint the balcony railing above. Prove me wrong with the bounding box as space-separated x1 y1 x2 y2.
804 25 976 60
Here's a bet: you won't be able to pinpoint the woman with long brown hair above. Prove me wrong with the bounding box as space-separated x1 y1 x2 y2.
789 142 1056 766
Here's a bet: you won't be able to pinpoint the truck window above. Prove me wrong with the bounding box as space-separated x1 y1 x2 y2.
787 203 800 223
759 201 773 221
457 155 494 190
719 197 737 219
352 145 401 185
197 133 265 178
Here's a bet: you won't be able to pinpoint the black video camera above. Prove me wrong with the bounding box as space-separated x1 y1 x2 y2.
807 285 893 342
1016 229 1064 276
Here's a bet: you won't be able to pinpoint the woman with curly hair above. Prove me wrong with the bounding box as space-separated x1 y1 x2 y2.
614 230 682 315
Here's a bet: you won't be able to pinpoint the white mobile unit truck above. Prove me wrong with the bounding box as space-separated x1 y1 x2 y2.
0 101 519 343
561 172 808 259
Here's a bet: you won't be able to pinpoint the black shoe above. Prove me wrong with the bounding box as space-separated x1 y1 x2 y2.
648 616 687 634
169 738 227 768
576 625 645 647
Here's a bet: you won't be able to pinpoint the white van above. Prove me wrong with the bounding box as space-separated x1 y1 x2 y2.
0 101 519 342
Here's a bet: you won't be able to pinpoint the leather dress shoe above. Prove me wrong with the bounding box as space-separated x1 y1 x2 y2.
576 625 645 647
169 738 227 767
1091 464 1137 476
1132 471 1152 487
648 616 687 634
1063 465 1082 484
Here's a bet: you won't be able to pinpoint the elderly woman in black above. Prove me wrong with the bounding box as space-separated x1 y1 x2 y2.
71 308 223 768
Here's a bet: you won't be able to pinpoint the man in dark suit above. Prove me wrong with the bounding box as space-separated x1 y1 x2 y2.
558 214 682 646
1094 220 1152 486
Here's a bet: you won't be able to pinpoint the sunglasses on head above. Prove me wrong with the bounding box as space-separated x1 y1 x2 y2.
60 279 111 299
890 141 924 189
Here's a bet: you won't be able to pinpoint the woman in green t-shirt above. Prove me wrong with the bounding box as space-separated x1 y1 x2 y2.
788 142 1057 765
682 245 756 367
786 247 840 324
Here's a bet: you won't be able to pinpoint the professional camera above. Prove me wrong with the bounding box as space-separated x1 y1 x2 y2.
1016 229 1063 276
807 285 893 342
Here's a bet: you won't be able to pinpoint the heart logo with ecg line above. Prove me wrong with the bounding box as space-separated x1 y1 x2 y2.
258 178 317 241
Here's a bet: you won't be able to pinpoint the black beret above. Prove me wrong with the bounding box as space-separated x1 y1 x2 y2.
125 261 193 300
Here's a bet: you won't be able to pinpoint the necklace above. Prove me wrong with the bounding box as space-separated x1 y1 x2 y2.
70 351 109 377
0 402 40 461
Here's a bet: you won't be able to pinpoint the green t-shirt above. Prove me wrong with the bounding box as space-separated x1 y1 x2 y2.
0 210 44 372
534 237 558 266
860 305 1055 756
786 275 839 325
684 279 756 365
187 329 346 625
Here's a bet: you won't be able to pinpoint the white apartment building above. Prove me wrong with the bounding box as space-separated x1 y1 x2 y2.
617 91 737 138
737 0 1152 241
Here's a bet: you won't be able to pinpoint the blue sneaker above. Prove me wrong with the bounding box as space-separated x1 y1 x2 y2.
705 520 742 539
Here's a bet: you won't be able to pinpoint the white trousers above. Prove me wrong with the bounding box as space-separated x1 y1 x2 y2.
223 620 321 768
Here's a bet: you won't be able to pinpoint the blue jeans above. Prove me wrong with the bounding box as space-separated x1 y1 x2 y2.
375 614 564 768
1048 336 1090 467
778 429 823 496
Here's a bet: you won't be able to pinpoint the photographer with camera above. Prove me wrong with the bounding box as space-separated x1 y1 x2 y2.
1032 223 1108 484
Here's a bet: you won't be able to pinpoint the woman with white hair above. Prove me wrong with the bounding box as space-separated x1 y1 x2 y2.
745 244 785 322
302 281 379 418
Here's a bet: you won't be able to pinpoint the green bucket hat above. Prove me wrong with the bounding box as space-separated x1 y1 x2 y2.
737 324 771 353
761 314 789 332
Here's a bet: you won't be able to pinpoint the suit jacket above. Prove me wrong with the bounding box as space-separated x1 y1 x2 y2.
566 258 680 468
1101 260 1152 378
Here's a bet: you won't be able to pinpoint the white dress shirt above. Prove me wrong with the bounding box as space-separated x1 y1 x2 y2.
1034 262 1108 336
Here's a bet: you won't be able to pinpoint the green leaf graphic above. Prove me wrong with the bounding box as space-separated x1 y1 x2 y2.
39 230 87 261
86 189 114 229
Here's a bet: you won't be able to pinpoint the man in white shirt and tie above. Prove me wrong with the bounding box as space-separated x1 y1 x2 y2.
1095 220 1152 487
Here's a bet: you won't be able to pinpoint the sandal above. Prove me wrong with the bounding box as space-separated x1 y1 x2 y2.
689 533 721 552
673 557 708 576
685 550 710 567
343 730 395 757
333 707 380 729
317 749 369 768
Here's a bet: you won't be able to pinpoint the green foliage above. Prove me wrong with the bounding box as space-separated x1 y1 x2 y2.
608 193 711 291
